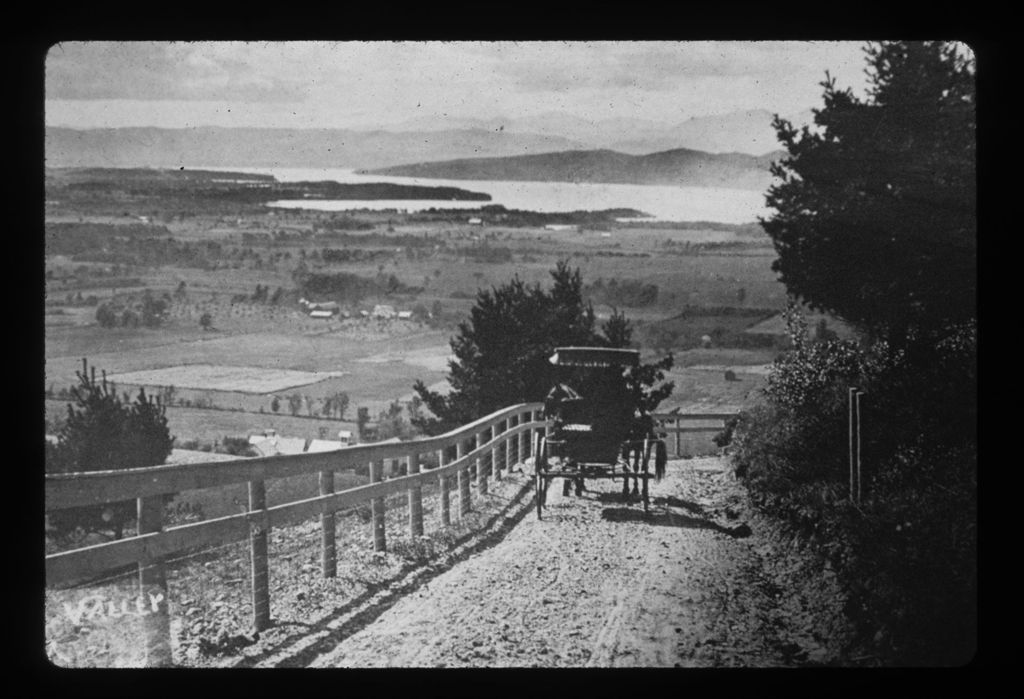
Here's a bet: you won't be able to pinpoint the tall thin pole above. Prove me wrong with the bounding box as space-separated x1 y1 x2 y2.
848 387 856 502
855 390 864 505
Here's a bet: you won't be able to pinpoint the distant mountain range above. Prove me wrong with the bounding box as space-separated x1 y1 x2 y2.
363 148 782 190
377 108 815 156
46 108 814 173
45 126 589 170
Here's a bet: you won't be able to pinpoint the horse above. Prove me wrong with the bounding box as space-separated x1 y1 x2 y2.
619 437 667 499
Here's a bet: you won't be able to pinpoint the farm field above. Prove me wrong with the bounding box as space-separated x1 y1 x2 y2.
44 167 798 449
106 364 348 394
46 400 359 449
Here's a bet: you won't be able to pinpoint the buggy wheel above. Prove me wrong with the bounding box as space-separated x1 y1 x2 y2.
535 472 543 519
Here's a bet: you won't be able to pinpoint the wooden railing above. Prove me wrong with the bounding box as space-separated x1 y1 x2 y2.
46 402 546 662
652 411 738 457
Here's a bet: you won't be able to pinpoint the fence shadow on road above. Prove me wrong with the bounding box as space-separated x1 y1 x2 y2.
599 506 752 538
226 477 538 668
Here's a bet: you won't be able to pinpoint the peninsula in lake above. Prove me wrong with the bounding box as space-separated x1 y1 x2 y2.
361 148 783 190
46 168 490 217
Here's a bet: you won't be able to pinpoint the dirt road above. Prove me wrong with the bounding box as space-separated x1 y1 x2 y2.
273 457 855 668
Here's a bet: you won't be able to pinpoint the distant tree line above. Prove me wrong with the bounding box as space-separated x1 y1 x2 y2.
95 289 169 329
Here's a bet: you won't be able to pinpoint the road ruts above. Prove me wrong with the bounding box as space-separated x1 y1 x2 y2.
280 457 855 668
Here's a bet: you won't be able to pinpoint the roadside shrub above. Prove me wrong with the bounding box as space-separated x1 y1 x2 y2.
726 306 976 665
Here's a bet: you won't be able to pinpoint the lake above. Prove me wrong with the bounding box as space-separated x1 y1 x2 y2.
197 166 773 225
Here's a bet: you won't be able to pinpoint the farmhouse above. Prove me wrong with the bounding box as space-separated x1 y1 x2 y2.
337 430 353 445
397 310 413 320
309 310 334 319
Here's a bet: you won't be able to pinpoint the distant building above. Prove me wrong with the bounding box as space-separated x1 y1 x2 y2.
247 434 307 457
372 304 397 319
248 429 277 444
337 430 353 445
306 439 345 453
302 300 340 316
248 438 276 457
544 224 578 232
166 449 245 465
277 437 307 455
397 310 413 320
467 217 483 226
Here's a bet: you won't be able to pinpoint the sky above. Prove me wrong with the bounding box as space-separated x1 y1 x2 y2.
45 41 873 130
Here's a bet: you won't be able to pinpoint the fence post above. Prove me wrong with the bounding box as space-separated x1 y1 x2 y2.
494 421 504 482
675 417 682 457
505 416 515 473
370 460 386 552
519 412 527 466
319 470 336 578
137 495 172 666
477 430 488 496
408 451 423 537
458 439 471 517
438 447 451 527
531 410 540 458
248 479 271 632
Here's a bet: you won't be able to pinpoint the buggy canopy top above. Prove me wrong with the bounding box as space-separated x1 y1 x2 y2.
548 347 640 368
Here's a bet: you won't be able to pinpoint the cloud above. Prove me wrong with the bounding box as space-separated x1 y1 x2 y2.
496 41 868 95
43 41 872 129
46 42 306 102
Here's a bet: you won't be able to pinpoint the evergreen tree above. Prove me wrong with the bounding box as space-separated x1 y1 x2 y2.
413 261 673 435
45 359 174 541
763 41 975 348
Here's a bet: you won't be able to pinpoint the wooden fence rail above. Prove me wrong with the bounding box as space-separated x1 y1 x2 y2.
47 403 546 663
46 403 545 591
45 403 733 665
651 412 739 457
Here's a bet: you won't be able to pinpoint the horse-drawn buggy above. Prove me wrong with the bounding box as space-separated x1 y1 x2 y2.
534 346 667 519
